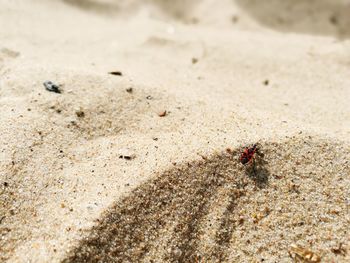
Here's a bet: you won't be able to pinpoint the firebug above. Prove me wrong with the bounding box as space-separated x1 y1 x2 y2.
240 144 257 165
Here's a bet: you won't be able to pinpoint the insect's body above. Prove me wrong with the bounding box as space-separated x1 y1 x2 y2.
240 144 257 165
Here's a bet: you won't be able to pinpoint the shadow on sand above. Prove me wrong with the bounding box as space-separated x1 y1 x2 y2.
62 147 270 262
235 0 350 39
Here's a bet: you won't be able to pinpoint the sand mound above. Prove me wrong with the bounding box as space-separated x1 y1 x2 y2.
1 0 350 262
63 136 350 262
0 75 153 261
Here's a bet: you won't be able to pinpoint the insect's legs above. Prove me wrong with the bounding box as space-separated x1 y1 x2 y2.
252 158 257 176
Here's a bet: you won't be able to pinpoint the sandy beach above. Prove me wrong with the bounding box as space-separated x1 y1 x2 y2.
1 0 349 262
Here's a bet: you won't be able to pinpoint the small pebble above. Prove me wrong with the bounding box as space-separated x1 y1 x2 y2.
158 110 167 117
119 155 135 160
126 87 133 93
118 149 136 160
43 81 61 94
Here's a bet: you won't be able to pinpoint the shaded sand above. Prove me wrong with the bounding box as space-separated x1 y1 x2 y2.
63 137 349 262
0 0 350 262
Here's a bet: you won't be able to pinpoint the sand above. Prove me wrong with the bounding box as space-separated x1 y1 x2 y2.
0 0 349 262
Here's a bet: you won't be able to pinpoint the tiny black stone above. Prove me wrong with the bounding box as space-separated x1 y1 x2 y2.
108 71 123 76
4 182 8 187
119 155 133 160
43 81 61 94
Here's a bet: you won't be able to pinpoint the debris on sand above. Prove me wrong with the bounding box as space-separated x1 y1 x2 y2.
118 149 136 160
158 110 167 117
126 87 133 93
329 15 338 25
232 15 239 23
75 109 85 118
331 243 347 256
119 154 135 160
108 71 123 76
288 244 321 262
43 81 61 94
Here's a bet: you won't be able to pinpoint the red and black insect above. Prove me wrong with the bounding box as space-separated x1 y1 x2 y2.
240 144 257 165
